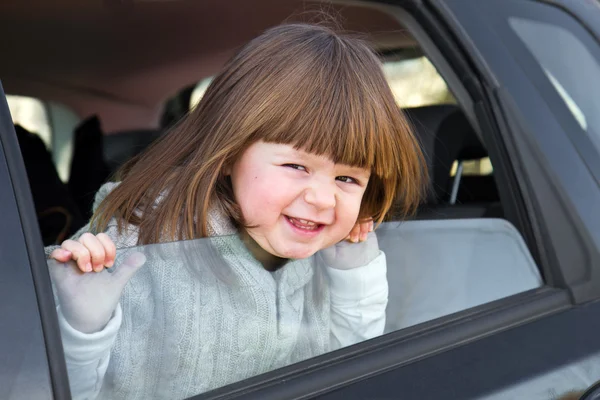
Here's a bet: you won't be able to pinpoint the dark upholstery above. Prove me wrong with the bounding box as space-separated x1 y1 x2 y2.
15 125 85 245
103 128 163 174
68 116 112 220
401 105 502 220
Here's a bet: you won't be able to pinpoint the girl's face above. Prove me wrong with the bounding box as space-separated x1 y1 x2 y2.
229 141 371 262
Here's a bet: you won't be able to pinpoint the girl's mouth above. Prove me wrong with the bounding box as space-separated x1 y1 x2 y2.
284 216 325 236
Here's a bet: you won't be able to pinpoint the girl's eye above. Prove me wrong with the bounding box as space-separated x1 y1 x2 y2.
336 176 358 184
283 164 307 171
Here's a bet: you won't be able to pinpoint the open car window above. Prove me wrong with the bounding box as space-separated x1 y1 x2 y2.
48 218 542 399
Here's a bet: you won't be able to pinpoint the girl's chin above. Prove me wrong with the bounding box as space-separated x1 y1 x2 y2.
274 246 320 260
277 237 345 259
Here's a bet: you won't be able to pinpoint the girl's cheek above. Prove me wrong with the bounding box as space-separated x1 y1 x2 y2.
336 201 362 229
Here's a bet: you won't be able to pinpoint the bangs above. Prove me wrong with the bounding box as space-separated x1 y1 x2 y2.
242 29 402 180
260 86 382 171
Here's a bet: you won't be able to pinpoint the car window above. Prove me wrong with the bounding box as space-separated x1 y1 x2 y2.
48 217 542 398
15 12 550 400
190 77 212 110
7 95 52 149
508 14 600 166
508 16 600 154
25 39 544 399
7 96 79 182
383 55 455 107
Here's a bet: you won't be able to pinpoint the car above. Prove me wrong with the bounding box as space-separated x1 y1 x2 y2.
1 0 599 399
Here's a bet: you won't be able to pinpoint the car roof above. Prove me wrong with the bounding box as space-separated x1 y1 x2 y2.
0 0 414 131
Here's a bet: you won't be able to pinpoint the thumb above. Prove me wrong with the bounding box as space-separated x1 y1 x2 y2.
110 251 146 281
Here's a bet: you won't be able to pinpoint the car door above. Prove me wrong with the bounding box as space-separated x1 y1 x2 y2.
3 1 600 400
0 82 71 398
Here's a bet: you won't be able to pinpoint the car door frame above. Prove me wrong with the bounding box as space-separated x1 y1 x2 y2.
0 82 71 398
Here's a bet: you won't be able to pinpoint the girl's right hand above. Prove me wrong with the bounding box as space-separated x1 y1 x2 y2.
48 233 146 334
50 233 116 273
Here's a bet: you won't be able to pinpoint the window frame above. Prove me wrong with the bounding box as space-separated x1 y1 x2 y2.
487 0 600 189
0 82 71 398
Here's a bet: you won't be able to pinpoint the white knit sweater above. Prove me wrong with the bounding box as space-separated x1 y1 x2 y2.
47 183 388 400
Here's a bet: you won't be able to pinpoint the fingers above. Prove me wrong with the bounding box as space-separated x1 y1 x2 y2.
60 240 93 272
50 248 72 263
346 218 374 243
359 219 372 242
56 233 117 273
346 223 362 243
79 233 107 272
96 233 116 268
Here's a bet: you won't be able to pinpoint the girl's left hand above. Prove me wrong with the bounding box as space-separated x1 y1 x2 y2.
346 218 374 243
319 218 380 270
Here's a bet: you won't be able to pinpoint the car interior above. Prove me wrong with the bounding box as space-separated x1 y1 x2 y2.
1 0 544 387
1 0 502 244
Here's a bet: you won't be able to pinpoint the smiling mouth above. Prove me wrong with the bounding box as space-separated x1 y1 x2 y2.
285 216 324 231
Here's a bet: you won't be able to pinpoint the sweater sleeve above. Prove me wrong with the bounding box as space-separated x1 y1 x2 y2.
57 304 122 400
325 251 388 350
46 220 127 400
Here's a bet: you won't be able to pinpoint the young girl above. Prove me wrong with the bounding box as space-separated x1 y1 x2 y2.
47 23 426 399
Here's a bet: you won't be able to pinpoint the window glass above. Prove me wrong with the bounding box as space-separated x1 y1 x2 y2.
49 218 542 398
508 17 600 152
8 97 79 182
383 56 456 108
7 95 52 149
190 77 213 110
450 158 493 177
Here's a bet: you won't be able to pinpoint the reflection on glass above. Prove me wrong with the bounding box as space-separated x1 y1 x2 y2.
49 219 542 399
509 16 600 150
48 232 387 399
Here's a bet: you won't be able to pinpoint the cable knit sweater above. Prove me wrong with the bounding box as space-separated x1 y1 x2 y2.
46 183 388 400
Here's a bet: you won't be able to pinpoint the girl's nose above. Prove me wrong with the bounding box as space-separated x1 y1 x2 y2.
303 183 336 210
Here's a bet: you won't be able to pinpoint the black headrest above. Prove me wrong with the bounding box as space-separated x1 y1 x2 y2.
403 105 486 203
15 125 85 244
103 129 163 173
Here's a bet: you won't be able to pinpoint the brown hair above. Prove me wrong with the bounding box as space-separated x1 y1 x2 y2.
92 23 428 244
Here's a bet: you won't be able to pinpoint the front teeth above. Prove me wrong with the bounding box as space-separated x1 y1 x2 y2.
289 217 319 230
